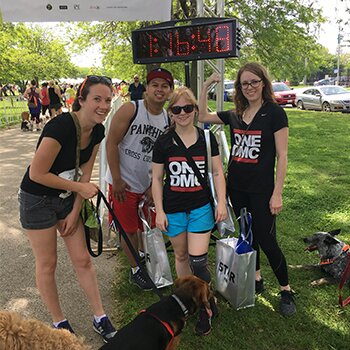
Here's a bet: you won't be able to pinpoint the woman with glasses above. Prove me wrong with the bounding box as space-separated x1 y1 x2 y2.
18 75 117 342
198 62 296 317
152 87 227 336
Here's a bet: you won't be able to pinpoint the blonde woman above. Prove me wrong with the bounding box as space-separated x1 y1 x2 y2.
152 87 227 336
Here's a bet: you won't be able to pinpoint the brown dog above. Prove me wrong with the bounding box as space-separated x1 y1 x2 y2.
20 111 32 131
0 310 90 350
100 275 212 350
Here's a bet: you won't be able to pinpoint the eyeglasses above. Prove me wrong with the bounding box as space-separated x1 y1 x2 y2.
240 79 262 90
170 104 195 115
79 75 112 97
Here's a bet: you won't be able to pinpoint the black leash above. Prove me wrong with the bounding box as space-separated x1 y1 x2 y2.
97 190 163 299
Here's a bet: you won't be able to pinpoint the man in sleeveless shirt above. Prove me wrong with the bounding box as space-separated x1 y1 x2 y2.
106 68 174 290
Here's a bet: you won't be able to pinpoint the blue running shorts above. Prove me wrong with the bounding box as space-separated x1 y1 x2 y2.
164 202 214 237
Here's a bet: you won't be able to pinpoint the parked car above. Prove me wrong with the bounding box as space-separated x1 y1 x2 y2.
313 78 335 86
296 85 350 112
208 80 235 101
272 82 296 106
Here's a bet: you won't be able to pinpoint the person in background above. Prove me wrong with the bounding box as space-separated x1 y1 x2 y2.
65 84 76 112
128 74 146 101
198 62 296 317
106 68 174 291
40 82 51 121
118 80 129 103
23 79 42 131
152 86 227 335
48 80 62 118
18 75 117 342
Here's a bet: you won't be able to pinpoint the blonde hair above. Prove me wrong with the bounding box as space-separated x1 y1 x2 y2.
167 86 198 113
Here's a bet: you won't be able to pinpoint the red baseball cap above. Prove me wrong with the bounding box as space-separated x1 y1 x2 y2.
146 68 174 88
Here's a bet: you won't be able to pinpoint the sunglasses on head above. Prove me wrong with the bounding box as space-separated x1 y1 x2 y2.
79 75 112 97
170 104 195 115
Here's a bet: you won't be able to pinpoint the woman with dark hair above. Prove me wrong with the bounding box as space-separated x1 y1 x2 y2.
152 87 227 335
18 76 117 342
23 79 42 131
198 62 296 317
48 80 63 118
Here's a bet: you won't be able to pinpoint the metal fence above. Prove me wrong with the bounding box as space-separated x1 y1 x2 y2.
0 96 26 128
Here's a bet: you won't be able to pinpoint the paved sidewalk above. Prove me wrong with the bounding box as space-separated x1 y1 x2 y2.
0 126 118 349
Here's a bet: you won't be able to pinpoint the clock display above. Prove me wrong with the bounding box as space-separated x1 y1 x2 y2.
132 18 240 64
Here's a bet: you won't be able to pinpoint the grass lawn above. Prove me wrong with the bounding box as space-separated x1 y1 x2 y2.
110 107 350 350
0 96 27 127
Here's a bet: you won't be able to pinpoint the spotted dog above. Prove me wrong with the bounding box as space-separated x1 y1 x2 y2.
303 229 350 286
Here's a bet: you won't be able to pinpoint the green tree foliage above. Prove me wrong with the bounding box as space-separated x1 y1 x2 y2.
69 0 332 85
0 23 78 90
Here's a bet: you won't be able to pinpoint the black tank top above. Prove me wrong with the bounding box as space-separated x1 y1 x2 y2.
48 87 60 105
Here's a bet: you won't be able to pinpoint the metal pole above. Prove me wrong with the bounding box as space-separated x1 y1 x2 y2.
337 30 341 85
185 61 191 88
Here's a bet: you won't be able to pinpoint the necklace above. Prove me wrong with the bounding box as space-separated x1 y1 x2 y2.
242 100 264 125
145 101 169 129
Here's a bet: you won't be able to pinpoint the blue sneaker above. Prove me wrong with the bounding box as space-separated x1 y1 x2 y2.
93 316 117 343
53 320 75 334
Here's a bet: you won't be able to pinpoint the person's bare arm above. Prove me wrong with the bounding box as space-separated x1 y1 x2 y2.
270 127 288 215
198 73 224 124
106 102 136 201
152 162 167 232
61 143 101 236
55 86 62 99
212 155 228 223
29 137 98 199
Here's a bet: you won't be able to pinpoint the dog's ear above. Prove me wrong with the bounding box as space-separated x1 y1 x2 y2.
324 235 339 245
192 279 211 309
329 229 341 236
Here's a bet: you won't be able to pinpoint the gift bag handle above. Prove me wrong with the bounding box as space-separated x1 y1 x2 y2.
239 207 253 245
98 190 162 298
138 199 153 232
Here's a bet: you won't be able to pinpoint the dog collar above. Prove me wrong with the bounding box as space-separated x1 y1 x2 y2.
320 244 350 266
171 294 189 318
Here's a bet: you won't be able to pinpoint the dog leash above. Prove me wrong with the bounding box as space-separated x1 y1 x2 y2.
97 190 163 299
138 310 176 350
338 251 350 307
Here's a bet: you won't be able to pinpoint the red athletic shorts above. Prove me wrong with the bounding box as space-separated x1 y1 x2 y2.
108 184 155 234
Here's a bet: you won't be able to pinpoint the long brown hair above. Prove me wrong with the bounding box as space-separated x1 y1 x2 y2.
234 62 275 117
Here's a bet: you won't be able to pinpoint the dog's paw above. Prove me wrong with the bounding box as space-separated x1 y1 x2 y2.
310 278 333 287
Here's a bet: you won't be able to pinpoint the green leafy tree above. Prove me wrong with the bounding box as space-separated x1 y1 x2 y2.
69 0 327 88
0 23 78 91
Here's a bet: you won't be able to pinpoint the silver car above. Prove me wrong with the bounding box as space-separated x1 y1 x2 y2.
296 85 350 112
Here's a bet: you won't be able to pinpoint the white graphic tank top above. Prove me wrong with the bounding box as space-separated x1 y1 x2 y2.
105 100 169 193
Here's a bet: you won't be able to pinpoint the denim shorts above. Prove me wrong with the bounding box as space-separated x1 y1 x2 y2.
18 189 74 230
164 202 214 237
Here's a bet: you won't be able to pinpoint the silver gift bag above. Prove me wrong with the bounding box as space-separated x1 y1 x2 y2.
216 237 256 310
139 202 173 289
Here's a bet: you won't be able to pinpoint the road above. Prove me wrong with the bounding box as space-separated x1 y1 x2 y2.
0 126 118 349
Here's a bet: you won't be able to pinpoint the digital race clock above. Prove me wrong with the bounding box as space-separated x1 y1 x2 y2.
132 17 240 64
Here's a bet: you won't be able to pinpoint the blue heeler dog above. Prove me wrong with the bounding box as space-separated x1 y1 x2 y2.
303 229 350 286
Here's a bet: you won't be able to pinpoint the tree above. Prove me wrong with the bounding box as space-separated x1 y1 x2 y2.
0 23 78 90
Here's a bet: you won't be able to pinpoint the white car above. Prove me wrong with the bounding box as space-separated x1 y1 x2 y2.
208 80 235 101
296 85 350 112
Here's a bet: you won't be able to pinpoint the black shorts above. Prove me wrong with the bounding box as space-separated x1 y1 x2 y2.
49 103 62 111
